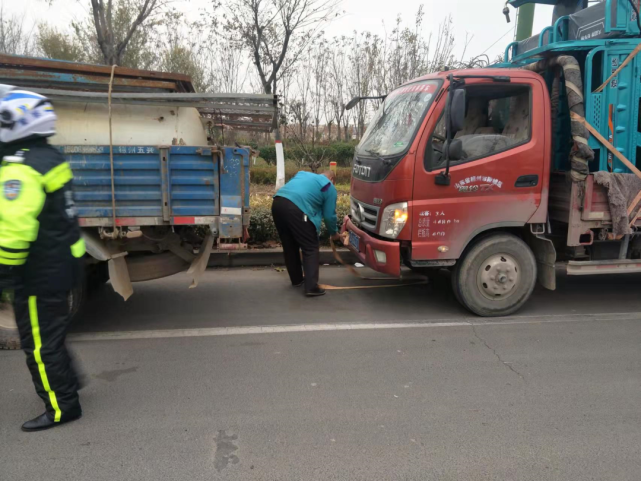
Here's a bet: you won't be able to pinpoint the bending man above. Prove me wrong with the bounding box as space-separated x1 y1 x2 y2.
272 171 341 297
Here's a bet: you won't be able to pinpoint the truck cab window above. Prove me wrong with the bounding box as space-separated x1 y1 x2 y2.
426 85 531 170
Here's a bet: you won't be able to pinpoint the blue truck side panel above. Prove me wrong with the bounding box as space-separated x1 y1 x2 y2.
168 146 219 217
219 147 250 238
66 146 164 218
62 145 248 234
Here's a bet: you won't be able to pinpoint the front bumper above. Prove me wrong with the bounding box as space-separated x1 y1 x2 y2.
341 216 401 277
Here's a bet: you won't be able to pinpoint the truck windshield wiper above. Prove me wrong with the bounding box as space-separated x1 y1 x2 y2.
365 150 392 165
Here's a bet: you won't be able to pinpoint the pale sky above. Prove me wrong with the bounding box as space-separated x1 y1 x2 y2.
4 0 554 61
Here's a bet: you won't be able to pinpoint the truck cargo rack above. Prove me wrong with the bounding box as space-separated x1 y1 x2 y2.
0 54 279 132
31 88 279 133
502 0 641 65
0 54 194 93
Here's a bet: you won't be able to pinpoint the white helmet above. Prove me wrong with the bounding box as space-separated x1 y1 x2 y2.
0 88 57 144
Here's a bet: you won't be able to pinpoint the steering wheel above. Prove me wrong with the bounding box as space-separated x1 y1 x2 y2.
433 134 446 142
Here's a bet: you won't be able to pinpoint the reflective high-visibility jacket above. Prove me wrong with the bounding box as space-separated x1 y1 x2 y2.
0 139 85 294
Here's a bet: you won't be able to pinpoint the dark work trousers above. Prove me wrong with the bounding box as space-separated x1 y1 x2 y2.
272 196 320 292
14 288 81 422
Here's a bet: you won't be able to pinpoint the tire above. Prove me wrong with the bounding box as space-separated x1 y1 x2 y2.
87 262 109 292
0 287 84 350
452 233 536 317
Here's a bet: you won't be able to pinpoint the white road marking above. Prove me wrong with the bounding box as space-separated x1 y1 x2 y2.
68 312 641 343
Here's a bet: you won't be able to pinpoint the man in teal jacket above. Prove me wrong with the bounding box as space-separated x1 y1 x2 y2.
272 171 341 296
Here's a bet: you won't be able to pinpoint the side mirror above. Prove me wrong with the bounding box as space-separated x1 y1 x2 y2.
345 97 361 111
446 139 463 161
448 89 466 134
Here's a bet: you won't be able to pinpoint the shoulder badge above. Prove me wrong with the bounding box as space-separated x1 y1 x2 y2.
3 179 22 200
2 150 25 164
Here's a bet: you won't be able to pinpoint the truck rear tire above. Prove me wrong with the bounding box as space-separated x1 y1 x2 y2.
0 287 85 350
452 233 536 317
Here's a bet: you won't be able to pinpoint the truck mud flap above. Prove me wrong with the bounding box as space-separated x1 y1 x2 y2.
109 255 133 301
527 233 557 291
187 234 214 288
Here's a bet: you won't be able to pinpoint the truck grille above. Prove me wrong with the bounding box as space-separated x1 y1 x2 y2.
350 197 379 231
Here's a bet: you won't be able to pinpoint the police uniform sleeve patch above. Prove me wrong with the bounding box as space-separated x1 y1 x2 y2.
4 180 22 200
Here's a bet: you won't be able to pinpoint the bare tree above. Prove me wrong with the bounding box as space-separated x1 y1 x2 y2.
322 79 334 141
0 7 37 56
289 62 312 140
327 37 348 141
203 38 250 93
347 31 379 139
222 0 340 95
285 123 330 172
425 15 456 73
62 0 167 66
310 39 327 143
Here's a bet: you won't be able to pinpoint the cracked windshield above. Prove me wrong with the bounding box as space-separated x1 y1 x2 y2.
357 81 440 157
2 0 639 480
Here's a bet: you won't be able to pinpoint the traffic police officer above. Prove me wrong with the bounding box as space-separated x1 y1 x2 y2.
0 86 85 432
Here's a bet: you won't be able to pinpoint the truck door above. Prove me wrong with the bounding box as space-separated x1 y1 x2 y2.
411 77 548 261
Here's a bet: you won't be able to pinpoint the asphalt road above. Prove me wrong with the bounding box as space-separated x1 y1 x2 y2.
2 267 641 480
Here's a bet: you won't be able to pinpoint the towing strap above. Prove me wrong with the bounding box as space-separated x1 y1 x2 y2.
318 238 427 290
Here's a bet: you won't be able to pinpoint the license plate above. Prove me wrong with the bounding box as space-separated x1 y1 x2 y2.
349 231 360 251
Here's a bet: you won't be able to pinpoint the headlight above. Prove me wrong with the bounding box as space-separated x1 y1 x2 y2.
379 202 408 239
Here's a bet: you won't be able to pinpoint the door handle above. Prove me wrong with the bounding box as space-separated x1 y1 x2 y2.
515 175 539 187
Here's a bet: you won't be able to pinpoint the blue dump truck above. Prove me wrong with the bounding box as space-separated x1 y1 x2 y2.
0 55 278 349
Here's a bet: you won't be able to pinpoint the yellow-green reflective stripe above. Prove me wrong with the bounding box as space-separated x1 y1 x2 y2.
70 238 86 258
0 257 25 266
0 248 28 259
0 240 30 250
42 162 73 193
28 296 62 423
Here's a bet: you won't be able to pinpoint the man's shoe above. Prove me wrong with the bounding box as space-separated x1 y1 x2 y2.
21 412 82 432
293 280 304 287
305 287 326 297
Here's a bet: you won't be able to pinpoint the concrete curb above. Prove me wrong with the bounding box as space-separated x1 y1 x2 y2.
208 248 359 268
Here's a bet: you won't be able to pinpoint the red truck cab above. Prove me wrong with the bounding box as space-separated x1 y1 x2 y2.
343 69 552 316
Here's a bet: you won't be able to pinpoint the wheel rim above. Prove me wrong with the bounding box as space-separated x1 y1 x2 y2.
476 253 520 301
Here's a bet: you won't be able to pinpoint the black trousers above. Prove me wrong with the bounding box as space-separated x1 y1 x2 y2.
272 196 320 292
14 288 81 422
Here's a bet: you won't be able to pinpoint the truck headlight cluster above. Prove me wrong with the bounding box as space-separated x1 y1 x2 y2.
379 202 408 239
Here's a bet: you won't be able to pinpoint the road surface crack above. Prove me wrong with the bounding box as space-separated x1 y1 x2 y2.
471 324 525 381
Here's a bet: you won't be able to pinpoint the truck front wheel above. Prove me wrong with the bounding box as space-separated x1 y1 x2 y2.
452 233 536 317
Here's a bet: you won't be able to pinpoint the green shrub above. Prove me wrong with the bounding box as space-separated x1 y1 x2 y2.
258 146 277 166
251 166 352 186
334 168 352 185
329 143 356 167
250 167 277 185
254 142 356 168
